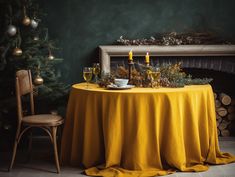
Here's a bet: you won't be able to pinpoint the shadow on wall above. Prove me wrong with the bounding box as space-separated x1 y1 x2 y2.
40 0 235 84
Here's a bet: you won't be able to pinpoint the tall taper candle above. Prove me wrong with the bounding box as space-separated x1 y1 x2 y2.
129 50 133 61
145 52 150 64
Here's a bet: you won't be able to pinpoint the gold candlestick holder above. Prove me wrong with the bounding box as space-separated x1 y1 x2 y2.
128 60 134 81
144 62 152 87
145 62 150 67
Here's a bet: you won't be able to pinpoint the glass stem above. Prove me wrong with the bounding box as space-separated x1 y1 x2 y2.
95 75 98 83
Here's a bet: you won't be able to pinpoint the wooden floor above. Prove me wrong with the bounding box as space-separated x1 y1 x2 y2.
0 137 234 177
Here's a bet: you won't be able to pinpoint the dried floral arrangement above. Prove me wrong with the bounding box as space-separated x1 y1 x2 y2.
98 62 213 88
116 32 233 46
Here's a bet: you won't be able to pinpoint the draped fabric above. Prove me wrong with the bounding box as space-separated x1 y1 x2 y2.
61 83 235 177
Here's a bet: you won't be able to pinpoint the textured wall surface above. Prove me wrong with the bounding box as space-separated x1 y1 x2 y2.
40 0 235 83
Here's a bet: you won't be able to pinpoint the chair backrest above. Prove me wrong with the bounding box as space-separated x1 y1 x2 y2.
16 70 35 121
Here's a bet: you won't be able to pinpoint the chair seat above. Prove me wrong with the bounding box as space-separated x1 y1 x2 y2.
22 114 64 126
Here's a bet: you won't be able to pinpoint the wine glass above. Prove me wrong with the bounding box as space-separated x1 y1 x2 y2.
92 63 100 83
151 68 161 88
83 67 93 88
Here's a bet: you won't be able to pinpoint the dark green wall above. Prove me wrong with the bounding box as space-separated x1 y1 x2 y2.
40 0 235 83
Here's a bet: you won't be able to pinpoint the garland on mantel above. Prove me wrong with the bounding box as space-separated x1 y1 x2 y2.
98 62 213 88
116 32 233 46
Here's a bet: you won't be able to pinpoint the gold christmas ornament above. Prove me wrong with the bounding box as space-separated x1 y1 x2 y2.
12 47 23 56
34 75 44 85
48 54 54 60
22 16 31 26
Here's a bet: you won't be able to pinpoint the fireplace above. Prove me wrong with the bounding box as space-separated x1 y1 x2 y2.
99 45 235 136
99 45 235 93
99 45 235 73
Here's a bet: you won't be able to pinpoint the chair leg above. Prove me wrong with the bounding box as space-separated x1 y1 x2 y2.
52 126 60 173
8 124 21 171
57 126 63 159
27 130 33 162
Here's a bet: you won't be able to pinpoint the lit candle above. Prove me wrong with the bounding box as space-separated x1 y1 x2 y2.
129 50 133 61
145 52 150 64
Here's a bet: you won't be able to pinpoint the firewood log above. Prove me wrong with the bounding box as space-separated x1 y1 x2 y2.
216 117 222 125
216 107 228 117
217 128 221 136
216 114 222 120
221 129 230 137
218 123 227 130
214 93 217 99
219 93 231 106
218 120 230 130
215 100 221 108
216 120 220 127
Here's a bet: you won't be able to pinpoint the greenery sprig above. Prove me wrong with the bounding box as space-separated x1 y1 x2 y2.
99 62 213 88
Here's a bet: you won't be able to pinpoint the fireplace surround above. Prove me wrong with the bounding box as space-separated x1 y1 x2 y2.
99 45 235 74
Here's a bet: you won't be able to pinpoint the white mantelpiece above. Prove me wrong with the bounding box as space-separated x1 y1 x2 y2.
99 45 235 73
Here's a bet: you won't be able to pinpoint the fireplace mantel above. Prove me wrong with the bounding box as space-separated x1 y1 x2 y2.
99 45 235 73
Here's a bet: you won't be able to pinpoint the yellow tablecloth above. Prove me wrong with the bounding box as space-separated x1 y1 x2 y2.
61 83 235 177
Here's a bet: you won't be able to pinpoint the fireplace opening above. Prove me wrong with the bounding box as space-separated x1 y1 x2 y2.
183 68 235 97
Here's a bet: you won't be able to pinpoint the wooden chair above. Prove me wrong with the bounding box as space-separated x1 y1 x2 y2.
8 70 64 173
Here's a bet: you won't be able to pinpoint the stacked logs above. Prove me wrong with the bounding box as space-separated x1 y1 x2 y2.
214 93 235 137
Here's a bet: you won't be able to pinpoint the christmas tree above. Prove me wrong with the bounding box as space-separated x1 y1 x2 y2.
0 0 68 137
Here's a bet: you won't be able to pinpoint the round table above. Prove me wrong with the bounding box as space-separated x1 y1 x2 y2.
61 83 235 177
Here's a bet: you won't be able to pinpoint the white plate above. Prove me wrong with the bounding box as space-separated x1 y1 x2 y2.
107 84 135 90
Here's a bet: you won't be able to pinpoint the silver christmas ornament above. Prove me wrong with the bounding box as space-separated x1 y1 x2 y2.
30 19 38 29
4 124 11 130
7 25 17 36
48 54 55 60
33 36 39 41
